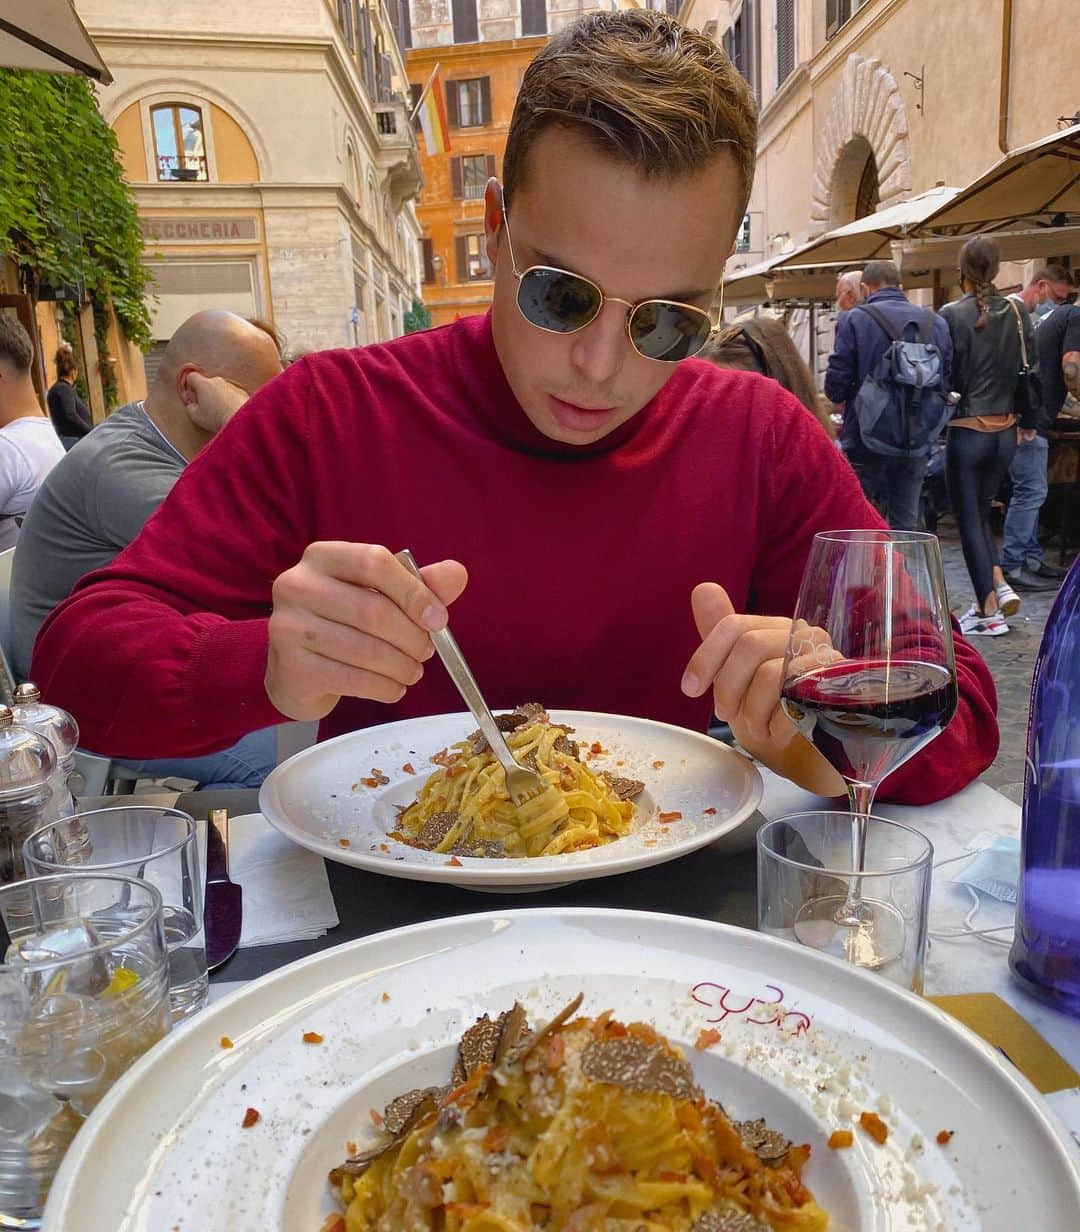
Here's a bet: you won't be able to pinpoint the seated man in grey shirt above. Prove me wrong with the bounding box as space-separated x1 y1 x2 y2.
12 309 283 789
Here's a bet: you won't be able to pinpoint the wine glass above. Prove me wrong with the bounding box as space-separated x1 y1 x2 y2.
778 529 957 967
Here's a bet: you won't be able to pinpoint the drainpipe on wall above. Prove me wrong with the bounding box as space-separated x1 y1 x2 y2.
999 0 1013 154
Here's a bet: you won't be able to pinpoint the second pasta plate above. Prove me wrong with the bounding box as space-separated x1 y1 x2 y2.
259 709 763 889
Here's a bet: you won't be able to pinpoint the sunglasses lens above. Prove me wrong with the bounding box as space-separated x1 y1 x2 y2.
517 268 602 333
629 301 712 361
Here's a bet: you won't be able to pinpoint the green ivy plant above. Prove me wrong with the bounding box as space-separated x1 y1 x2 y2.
0 68 152 371
403 297 432 334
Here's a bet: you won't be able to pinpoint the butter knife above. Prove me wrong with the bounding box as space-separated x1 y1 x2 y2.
204 808 242 971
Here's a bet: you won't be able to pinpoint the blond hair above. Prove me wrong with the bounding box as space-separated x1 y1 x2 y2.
503 11 758 214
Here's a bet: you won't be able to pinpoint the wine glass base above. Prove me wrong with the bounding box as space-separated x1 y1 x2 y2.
793 895 906 969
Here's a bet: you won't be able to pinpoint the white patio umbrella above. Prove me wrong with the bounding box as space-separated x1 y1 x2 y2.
724 187 959 304
0 0 112 83
911 123 1080 236
897 124 1080 273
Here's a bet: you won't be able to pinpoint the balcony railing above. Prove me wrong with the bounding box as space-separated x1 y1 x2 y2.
156 154 208 182
373 97 422 207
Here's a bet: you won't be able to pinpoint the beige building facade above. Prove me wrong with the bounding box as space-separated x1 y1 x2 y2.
681 0 1079 289
407 0 661 45
79 0 424 382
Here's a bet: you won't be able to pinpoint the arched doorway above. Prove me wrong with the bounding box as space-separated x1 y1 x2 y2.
827 135 881 228
810 54 912 232
856 148 880 220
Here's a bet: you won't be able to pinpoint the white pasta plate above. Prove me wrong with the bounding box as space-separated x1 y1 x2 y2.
258 710 763 889
44 908 1080 1231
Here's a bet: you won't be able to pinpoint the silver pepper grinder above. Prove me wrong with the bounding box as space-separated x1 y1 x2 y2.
0 704 56 885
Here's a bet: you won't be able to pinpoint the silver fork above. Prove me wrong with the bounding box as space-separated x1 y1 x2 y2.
395 549 548 809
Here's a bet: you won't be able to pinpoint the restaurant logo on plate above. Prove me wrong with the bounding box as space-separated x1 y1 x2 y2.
691 981 813 1036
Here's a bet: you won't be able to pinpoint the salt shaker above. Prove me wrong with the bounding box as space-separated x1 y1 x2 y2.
0 705 56 885
12 682 80 822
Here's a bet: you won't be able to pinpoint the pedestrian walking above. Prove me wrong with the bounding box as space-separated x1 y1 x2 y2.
835 269 864 313
1000 270 1077 593
940 236 1041 636
824 260 952 529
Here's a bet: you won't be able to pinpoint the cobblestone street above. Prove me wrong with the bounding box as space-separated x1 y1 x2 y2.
940 518 1076 804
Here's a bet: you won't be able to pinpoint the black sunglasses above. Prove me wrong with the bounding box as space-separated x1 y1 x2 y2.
500 209 721 363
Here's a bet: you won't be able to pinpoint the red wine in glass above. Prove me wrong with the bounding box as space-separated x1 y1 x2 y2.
779 531 957 966
780 659 957 786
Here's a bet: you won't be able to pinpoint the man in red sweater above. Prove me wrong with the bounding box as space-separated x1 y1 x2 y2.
31 12 997 804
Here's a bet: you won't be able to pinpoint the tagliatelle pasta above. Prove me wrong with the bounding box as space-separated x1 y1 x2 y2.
329 999 829 1232
391 705 645 859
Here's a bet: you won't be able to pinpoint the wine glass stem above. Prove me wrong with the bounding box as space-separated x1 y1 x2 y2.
841 781 876 924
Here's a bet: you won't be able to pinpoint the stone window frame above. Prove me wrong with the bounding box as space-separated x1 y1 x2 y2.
139 92 220 184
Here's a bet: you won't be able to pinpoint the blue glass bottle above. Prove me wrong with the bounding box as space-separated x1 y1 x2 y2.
1009 554 1080 1017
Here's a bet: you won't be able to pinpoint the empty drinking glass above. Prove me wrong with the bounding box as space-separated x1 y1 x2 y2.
757 811 933 992
23 807 207 1020
0 872 171 1226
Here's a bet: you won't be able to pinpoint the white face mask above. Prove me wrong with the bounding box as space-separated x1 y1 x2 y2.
928 832 1021 948
950 833 1020 904
1033 299 1056 322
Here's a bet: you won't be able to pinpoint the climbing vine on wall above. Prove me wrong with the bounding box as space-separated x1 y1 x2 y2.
0 68 152 357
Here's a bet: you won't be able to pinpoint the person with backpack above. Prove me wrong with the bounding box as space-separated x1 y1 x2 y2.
824 260 952 530
940 235 1042 637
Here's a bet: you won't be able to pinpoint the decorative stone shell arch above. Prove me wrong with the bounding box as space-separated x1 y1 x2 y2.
811 53 913 231
104 79 270 182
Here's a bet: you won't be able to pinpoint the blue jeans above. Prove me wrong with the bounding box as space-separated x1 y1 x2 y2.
843 443 928 531
105 725 277 791
1000 434 1048 574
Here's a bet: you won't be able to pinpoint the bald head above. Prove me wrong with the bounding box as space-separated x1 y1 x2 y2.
145 310 283 459
836 270 864 312
156 310 282 399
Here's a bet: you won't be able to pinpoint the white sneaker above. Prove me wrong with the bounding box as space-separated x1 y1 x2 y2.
959 603 1009 637
995 580 1021 618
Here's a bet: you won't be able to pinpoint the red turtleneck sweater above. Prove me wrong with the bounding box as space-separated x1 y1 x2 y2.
30 314 997 803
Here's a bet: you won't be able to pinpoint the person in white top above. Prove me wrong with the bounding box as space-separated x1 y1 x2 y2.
0 316 64 551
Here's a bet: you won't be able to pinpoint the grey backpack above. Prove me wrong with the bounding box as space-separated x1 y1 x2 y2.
852 304 949 457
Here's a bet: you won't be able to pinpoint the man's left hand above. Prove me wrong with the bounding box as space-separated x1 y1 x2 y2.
185 372 250 433
681 583 845 796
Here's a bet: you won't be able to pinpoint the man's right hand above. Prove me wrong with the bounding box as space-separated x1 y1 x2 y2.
265 543 468 721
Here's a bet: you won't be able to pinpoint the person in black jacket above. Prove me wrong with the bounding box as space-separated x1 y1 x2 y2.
940 235 1041 637
46 344 93 450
